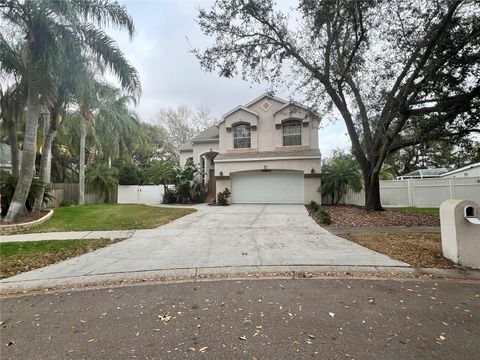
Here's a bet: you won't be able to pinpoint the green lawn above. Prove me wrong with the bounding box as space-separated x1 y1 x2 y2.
28 204 196 233
0 238 120 279
390 207 439 217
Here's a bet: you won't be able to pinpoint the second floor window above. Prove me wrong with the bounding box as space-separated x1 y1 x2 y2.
233 124 251 148
283 122 302 146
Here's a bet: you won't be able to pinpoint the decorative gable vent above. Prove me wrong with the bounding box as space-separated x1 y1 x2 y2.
261 100 271 111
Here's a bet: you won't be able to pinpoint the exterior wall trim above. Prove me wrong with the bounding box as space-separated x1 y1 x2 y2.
215 175 230 180
304 173 322 178
215 155 322 163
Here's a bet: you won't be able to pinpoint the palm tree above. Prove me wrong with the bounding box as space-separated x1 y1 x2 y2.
144 159 176 190
320 156 363 205
75 81 143 204
0 31 26 179
85 162 119 203
33 48 94 212
1 0 140 222
0 85 25 178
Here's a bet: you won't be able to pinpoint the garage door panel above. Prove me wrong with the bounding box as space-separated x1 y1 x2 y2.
231 171 304 204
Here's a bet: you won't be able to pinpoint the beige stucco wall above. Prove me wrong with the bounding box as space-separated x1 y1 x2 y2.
219 98 320 153
192 141 219 166
304 177 322 204
215 157 321 176
215 179 230 200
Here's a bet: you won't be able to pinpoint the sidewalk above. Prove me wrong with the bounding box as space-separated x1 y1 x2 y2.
0 230 135 242
1 226 441 242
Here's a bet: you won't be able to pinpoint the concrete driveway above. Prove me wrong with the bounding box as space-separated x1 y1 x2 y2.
2 205 406 283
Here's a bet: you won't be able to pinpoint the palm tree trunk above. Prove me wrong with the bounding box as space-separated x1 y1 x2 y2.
4 82 41 223
5 118 20 178
33 113 55 212
79 119 86 205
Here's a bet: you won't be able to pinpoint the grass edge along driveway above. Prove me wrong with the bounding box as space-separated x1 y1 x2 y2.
25 204 196 233
0 238 123 279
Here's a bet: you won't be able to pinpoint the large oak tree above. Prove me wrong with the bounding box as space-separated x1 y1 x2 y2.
194 0 480 210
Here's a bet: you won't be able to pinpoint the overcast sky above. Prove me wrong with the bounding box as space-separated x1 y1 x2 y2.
111 0 351 157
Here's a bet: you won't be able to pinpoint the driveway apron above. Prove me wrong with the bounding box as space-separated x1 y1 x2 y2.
1 204 407 283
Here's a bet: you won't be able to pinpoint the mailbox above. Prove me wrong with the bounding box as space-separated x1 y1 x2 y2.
440 200 480 269
464 206 480 224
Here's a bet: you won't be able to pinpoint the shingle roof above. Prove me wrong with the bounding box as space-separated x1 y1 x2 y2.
440 162 480 177
179 126 219 152
215 149 322 162
179 142 193 152
402 168 451 177
191 126 219 142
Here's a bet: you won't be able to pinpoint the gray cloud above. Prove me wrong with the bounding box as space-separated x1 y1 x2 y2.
110 0 350 156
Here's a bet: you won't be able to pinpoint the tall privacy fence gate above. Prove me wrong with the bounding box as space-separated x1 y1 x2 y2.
335 177 480 208
117 185 168 205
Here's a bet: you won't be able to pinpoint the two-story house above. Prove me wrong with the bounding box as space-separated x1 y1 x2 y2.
179 93 322 204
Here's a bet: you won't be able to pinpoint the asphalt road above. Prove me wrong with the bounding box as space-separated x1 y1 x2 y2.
1 278 479 359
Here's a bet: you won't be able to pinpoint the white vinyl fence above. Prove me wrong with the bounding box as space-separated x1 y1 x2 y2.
339 177 480 208
117 185 167 205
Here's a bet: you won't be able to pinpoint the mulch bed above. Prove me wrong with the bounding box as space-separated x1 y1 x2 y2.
0 210 49 225
320 205 439 228
343 232 456 269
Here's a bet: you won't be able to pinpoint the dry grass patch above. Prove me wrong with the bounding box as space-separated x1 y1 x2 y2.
0 238 123 279
343 232 455 268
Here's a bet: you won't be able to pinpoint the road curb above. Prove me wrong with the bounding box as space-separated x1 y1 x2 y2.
1 265 479 296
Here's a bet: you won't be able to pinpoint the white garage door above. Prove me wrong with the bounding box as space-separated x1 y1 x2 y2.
231 171 304 204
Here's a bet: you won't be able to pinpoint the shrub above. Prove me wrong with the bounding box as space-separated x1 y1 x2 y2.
118 163 143 185
217 188 231 206
162 189 177 204
0 170 53 216
153 159 205 204
309 200 320 212
318 208 332 225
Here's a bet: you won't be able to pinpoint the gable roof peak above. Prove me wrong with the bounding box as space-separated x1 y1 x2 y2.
244 92 288 108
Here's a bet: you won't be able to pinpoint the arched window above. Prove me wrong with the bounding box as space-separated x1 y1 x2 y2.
233 123 251 148
283 121 302 146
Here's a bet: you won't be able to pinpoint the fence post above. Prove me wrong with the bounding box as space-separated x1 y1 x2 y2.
449 178 454 198
407 179 414 207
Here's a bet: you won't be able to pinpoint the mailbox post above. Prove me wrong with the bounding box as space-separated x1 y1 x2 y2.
440 199 480 269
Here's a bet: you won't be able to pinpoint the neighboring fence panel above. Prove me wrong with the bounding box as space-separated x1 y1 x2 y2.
339 177 480 208
117 185 166 205
47 183 117 208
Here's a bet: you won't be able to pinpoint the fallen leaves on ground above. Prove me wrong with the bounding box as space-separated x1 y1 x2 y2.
158 312 172 323
343 233 455 268
310 205 439 228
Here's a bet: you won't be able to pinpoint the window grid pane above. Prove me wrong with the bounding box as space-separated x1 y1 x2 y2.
234 124 251 148
283 123 301 146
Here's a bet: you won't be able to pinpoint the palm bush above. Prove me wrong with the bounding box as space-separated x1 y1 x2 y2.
320 155 363 205
85 163 119 203
173 161 205 204
144 160 176 186
144 159 204 204
0 171 53 216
